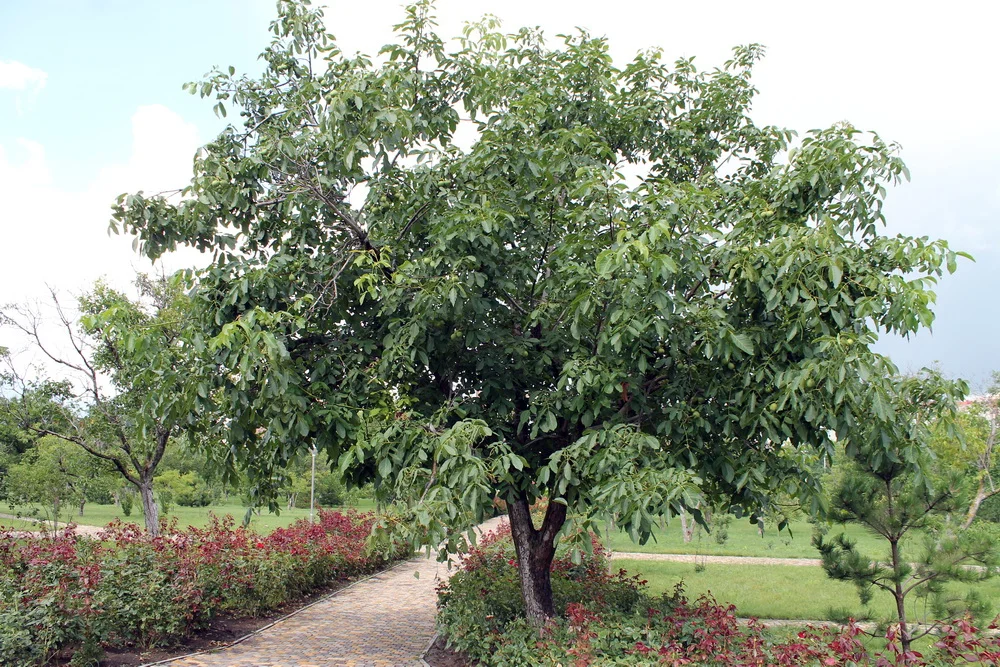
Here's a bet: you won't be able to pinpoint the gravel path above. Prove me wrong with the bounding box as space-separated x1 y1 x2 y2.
611 551 822 566
0 512 105 538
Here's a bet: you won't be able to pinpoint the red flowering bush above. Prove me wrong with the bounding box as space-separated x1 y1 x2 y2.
438 524 1000 666
436 521 645 655
0 509 405 665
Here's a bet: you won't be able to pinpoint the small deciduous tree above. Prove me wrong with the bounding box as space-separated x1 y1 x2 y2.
112 0 966 621
1 276 210 536
815 372 999 655
929 371 1000 529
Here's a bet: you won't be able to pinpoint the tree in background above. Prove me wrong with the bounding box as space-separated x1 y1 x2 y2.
815 371 999 656
1 275 211 536
929 371 1000 529
5 435 115 530
112 0 966 621
0 372 77 497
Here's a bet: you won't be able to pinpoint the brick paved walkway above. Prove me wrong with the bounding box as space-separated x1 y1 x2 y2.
161 517 506 667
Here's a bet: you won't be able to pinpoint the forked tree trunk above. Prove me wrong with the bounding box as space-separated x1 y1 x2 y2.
139 477 160 537
507 494 568 625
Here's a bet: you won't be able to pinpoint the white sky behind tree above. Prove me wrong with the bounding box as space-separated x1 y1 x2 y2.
0 0 997 386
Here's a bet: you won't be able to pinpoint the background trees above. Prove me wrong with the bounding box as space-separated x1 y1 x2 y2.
1 275 210 535
4 435 115 529
111 0 966 620
928 372 1000 529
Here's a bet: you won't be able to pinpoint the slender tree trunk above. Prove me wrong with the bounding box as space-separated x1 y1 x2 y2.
139 477 160 537
889 538 911 654
507 495 567 625
79 498 85 516
962 478 991 530
679 509 694 543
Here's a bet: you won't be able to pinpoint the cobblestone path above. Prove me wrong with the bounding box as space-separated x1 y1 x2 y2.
161 516 506 667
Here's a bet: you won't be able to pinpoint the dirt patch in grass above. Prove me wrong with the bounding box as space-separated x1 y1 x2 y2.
424 635 471 667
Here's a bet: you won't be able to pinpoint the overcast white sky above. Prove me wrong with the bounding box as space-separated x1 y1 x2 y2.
1 0 997 385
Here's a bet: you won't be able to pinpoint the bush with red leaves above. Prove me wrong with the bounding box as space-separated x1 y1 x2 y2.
0 509 404 665
438 524 1000 666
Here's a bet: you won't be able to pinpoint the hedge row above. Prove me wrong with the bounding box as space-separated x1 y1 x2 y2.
0 510 403 665
437 523 1000 666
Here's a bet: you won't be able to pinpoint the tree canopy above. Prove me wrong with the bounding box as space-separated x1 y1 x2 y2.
111 0 966 619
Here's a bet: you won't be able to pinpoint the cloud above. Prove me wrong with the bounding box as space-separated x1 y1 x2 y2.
0 104 207 376
0 60 47 92
0 60 47 113
0 105 203 307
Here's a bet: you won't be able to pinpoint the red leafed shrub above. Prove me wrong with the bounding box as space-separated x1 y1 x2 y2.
0 509 404 665
438 524 1000 666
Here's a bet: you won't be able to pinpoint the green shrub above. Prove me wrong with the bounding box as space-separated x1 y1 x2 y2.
119 490 134 517
438 523 1000 666
154 470 216 507
437 522 644 659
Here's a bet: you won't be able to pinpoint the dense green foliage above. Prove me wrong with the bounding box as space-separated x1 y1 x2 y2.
111 0 966 616
4 436 116 528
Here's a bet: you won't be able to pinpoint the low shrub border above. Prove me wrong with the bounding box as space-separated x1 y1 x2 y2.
0 509 405 666
437 524 1000 666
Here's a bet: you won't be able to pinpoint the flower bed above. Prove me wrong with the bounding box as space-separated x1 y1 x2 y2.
437 523 1000 666
0 509 404 666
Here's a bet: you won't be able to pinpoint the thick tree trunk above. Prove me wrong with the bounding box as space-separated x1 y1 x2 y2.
139 477 160 537
507 495 568 625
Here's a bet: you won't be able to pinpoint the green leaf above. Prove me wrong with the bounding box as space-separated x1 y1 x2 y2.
731 332 754 356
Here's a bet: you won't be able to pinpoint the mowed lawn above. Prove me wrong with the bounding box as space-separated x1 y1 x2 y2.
618 560 1000 622
605 516 902 560
1 499 378 534
0 515 45 531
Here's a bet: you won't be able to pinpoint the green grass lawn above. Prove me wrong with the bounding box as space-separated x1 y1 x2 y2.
1 499 378 534
604 516 905 560
618 559 1000 623
0 516 45 531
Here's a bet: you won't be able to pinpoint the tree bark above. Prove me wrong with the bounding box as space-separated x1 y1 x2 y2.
507 494 567 625
962 478 995 530
139 476 160 537
890 538 912 654
679 509 694 543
